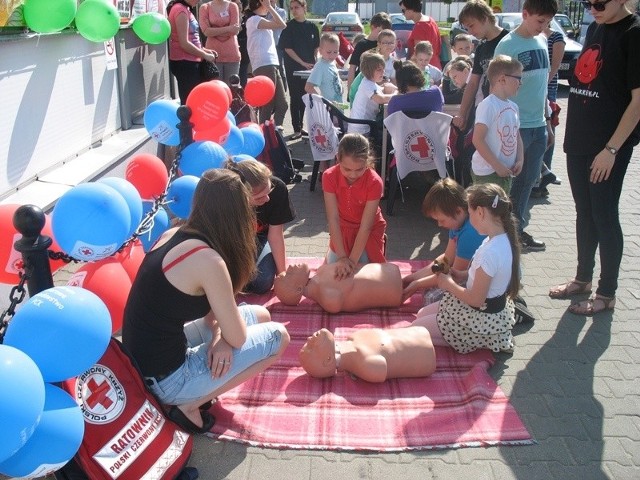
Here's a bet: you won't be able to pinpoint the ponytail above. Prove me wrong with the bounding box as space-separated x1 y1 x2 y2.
466 183 521 299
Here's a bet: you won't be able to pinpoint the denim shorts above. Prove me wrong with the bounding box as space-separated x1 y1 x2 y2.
146 304 283 405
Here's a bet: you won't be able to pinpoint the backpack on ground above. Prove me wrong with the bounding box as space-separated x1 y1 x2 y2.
257 120 301 184
55 338 194 480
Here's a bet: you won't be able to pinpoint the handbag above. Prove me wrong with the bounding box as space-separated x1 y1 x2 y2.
199 59 219 81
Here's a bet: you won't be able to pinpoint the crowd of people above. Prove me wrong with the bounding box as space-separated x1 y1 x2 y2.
122 0 639 434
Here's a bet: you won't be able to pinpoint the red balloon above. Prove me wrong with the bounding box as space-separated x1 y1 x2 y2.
244 76 275 108
67 258 132 333
42 213 67 275
0 204 23 285
211 80 233 104
115 240 146 283
125 153 169 201
186 81 231 131
193 117 232 144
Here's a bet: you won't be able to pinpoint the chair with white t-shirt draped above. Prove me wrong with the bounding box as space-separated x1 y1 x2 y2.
383 110 452 215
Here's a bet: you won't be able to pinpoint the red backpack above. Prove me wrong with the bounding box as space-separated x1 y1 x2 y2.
56 338 194 480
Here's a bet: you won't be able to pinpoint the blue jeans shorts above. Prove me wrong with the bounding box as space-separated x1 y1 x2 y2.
147 304 283 405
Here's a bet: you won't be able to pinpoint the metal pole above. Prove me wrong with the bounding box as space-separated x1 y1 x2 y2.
13 205 54 297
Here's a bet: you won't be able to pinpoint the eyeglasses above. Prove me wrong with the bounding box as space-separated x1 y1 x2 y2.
580 0 612 11
380 41 395 45
505 74 522 84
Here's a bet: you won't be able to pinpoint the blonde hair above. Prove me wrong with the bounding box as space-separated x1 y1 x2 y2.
487 54 523 84
377 29 396 42
224 158 271 190
320 32 340 46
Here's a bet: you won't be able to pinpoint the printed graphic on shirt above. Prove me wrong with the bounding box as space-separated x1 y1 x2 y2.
574 45 603 85
497 107 519 157
403 130 436 166
518 48 548 73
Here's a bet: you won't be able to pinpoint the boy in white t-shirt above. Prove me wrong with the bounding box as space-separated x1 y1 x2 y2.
471 54 524 193
305 33 343 103
349 52 394 135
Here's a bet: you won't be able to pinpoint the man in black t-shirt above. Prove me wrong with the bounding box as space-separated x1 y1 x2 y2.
451 0 507 130
347 12 391 98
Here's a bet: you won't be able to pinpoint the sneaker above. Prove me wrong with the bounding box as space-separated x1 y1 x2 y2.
530 186 549 198
290 132 302 140
538 172 557 191
552 177 562 185
514 300 536 324
300 129 309 137
520 231 546 251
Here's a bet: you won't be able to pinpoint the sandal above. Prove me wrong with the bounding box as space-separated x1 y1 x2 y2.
167 405 215 434
568 294 616 316
549 280 592 299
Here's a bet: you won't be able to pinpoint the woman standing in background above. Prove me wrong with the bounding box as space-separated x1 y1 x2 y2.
199 0 241 83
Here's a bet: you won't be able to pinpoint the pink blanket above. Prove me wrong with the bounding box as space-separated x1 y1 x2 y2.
208 259 532 451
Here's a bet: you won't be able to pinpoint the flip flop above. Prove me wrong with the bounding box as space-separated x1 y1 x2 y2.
167 405 215 435
549 280 591 299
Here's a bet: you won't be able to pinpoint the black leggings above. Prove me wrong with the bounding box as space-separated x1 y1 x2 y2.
566 144 633 297
285 74 307 133
169 60 201 105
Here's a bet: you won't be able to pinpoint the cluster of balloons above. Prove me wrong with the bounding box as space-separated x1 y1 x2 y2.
0 286 111 478
23 0 171 44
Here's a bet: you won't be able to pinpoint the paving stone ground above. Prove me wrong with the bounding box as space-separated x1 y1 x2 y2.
187 85 640 480
45 85 639 480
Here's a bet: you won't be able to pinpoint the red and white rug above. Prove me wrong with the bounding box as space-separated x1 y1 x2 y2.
207 259 533 451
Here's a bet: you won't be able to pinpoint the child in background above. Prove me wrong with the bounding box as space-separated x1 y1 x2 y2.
451 33 475 58
349 52 394 135
377 29 398 82
403 178 486 300
471 55 524 192
412 183 520 354
442 55 473 104
412 41 443 86
305 33 343 103
322 134 387 279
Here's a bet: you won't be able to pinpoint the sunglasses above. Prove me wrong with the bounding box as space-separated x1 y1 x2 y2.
505 74 522 84
580 0 612 11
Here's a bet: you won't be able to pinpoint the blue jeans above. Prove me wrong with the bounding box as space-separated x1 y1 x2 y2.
566 145 632 297
510 126 547 232
147 305 284 405
245 237 277 294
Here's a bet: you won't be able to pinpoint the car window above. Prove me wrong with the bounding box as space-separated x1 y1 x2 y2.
326 13 358 23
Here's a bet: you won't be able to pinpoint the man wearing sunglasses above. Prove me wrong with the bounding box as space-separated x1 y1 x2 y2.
494 0 558 253
552 0 640 315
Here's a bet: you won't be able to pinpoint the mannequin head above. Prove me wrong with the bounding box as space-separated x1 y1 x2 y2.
299 328 337 378
273 264 311 306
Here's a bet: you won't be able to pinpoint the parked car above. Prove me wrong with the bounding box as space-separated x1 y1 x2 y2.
554 14 578 39
494 13 583 80
321 12 363 40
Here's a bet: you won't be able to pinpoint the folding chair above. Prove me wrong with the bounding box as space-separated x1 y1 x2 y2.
302 94 380 191
383 110 453 215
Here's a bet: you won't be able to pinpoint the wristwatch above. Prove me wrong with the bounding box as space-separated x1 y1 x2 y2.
605 144 618 155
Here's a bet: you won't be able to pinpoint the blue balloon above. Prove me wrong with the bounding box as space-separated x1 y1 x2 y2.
0 384 84 479
143 99 180 146
226 110 237 126
139 202 170 252
52 183 131 261
4 286 111 383
166 175 199 219
98 177 143 238
0 345 45 463
179 141 228 177
233 154 256 163
223 126 244 156
240 126 266 157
